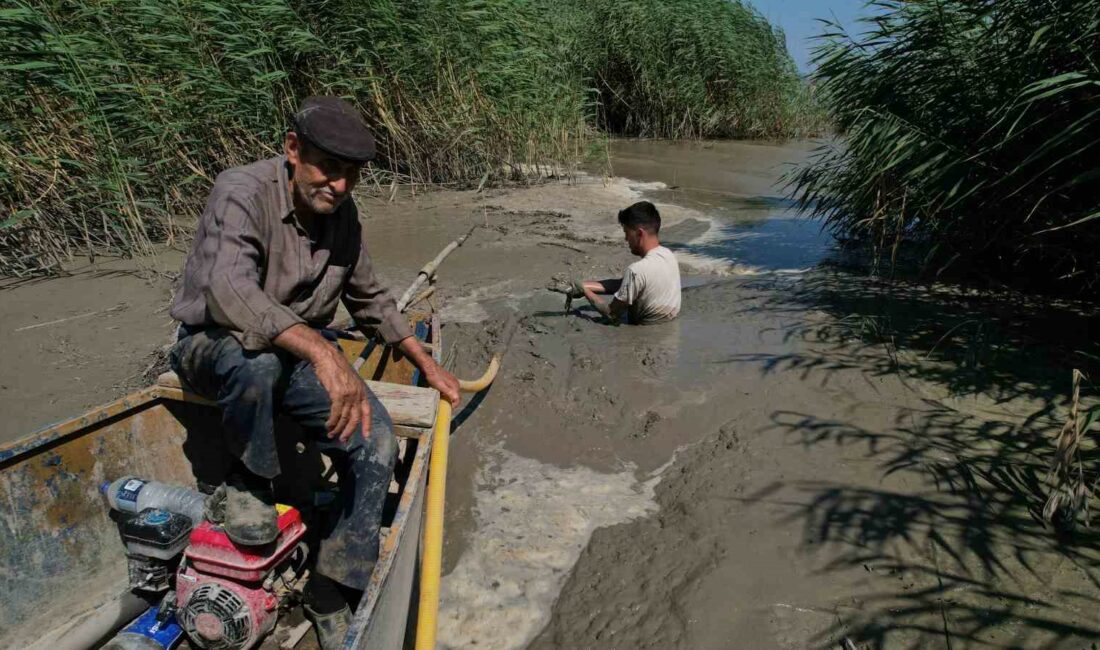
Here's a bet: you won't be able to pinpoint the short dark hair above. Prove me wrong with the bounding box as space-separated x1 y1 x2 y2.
618 201 661 234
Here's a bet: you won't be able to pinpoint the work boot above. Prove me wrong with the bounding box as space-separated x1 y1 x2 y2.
304 604 352 650
221 474 278 546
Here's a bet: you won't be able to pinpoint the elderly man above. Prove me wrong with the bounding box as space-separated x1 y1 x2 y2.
168 96 459 646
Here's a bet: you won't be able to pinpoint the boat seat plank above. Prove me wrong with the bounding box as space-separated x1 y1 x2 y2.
155 371 438 429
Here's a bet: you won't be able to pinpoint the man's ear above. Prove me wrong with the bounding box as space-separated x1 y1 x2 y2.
285 131 301 167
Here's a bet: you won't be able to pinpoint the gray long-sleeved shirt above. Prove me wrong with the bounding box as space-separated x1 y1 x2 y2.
169 155 412 350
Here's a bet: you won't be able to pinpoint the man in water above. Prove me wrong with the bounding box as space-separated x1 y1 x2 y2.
554 200 681 324
168 96 460 647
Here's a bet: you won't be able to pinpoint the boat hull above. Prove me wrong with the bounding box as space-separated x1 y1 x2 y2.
0 392 212 649
0 316 439 650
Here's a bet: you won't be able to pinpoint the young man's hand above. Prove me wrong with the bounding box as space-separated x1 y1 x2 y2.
546 276 586 298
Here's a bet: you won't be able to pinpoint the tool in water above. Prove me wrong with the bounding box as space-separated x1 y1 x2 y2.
546 275 583 313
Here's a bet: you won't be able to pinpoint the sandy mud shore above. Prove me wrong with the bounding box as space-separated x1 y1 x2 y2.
3 140 1099 648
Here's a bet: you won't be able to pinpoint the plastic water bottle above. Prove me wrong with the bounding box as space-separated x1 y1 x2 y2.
103 477 207 524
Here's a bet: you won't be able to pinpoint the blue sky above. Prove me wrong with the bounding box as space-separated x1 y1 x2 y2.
747 0 875 72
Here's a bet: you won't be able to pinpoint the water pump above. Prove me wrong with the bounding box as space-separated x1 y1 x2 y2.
175 506 308 650
120 508 193 592
104 477 205 593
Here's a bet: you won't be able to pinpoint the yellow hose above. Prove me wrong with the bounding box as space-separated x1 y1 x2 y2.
415 354 501 650
414 398 451 650
458 354 501 393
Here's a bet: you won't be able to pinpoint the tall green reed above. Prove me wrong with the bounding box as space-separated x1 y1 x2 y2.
558 0 822 139
1 0 814 277
788 0 1100 293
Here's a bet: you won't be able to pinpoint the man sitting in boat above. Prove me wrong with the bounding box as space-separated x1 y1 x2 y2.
167 96 460 646
552 200 682 324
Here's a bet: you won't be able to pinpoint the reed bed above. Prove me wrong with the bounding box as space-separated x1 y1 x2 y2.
558 0 824 139
788 0 1100 293
0 0 817 277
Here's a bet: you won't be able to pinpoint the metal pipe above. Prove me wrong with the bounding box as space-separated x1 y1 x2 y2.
29 591 152 650
397 226 477 312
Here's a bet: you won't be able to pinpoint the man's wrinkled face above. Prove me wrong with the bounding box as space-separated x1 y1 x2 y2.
285 132 363 215
623 225 645 256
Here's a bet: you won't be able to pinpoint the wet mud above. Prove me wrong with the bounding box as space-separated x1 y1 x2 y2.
437 140 1100 649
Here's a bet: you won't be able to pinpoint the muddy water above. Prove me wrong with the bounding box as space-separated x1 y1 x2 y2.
602 139 812 198
606 139 834 273
430 140 857 649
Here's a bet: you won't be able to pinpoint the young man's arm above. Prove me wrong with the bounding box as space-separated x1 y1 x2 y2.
582 279 622 295
551 275 628 321
581 285 629 323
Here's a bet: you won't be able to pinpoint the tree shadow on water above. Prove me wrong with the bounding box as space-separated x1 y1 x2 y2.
729 269 1100 648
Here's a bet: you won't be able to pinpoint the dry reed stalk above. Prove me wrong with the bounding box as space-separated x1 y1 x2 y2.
1044 369 1095 528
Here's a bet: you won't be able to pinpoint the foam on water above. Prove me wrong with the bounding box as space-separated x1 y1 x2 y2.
585 174 827 276
437 447 665 649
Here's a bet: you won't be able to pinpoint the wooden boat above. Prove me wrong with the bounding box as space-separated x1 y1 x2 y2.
0 312 442 650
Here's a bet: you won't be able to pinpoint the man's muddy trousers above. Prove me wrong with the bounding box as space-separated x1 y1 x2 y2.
169 326 396 591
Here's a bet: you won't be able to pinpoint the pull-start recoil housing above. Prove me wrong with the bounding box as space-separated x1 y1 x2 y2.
175 506 307 650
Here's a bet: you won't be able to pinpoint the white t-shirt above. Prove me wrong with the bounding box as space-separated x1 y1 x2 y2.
614 245 681 324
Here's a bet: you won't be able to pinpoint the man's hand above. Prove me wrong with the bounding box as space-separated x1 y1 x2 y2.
312 350 373 443
581 285 627 323
274 324 372 443
397 336 461 407
423 359 461 407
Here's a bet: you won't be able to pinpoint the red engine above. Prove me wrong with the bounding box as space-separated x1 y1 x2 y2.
176 506 307 650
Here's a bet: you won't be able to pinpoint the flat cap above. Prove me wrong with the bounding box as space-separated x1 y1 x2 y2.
293 96 376 162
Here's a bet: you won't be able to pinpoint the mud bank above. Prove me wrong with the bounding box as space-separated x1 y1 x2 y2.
444 272 1098 649
523 275 1100 649
0 255 184 437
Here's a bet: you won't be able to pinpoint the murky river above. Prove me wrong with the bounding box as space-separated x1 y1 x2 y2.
602 139 834 273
